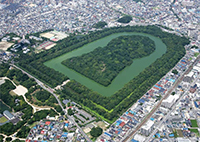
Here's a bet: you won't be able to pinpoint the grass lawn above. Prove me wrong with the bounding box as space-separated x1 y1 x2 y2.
194 52 199 57
29 122 38 128
190 128 200 136
173 129 178 138
9 90 17 96
191 119 198 127
177 129 183 137
13 78 20 85
0 116 8 123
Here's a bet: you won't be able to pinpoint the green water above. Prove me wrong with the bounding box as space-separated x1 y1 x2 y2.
44 32 167 96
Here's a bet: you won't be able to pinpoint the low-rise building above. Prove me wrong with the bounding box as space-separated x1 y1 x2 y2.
3 110 14 120
162 94 179 108
140 120 154 136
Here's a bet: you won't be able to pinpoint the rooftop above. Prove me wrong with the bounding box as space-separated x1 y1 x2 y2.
141 120 154 130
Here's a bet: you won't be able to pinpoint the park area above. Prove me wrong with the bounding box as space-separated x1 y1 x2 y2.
191 119 198 127
0 116 8 123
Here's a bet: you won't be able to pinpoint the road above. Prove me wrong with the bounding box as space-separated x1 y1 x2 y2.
122 55 200 142
11 64 92 142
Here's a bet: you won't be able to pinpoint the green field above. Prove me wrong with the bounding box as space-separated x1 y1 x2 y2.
191 119 198 127
190 128 199 136
0 116 8 123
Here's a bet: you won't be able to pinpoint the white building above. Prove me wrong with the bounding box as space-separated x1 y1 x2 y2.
3 110 14 120
133 134 146 142
141 120 154 136
162 94 179 109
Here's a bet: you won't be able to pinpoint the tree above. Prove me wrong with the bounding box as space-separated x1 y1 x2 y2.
0 135 4 142
5 137 12 142
90 127 103 138
117 15 132 23
93 21 107 29
12 139 24 142
16 126 30 138
67 108 74 116
172 69 178 75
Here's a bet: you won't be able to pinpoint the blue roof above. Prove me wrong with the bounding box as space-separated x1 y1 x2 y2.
62 135 67 138
150 118 154 121
131 139 139 142
154 85 161 89
104 132 112 137
194 101 199 107
116 120 122 124
65 123 69 127
129 110 136 115
63 132 68 135
156 133 160 138
138 99 145 103
169 79 175 82
116 120 122 126
116 123 120 126
169 134 174 137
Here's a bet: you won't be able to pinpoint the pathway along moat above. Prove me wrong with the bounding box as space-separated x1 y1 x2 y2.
44 32 167 97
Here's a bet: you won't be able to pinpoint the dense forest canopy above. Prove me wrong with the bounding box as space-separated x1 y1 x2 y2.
117 15 133 23
93 21 107 29
62 35 155 86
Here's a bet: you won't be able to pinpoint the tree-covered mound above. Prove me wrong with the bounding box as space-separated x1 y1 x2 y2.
62 35 155 86
117 15 132 23
17 25 189 122
93 21 107 29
